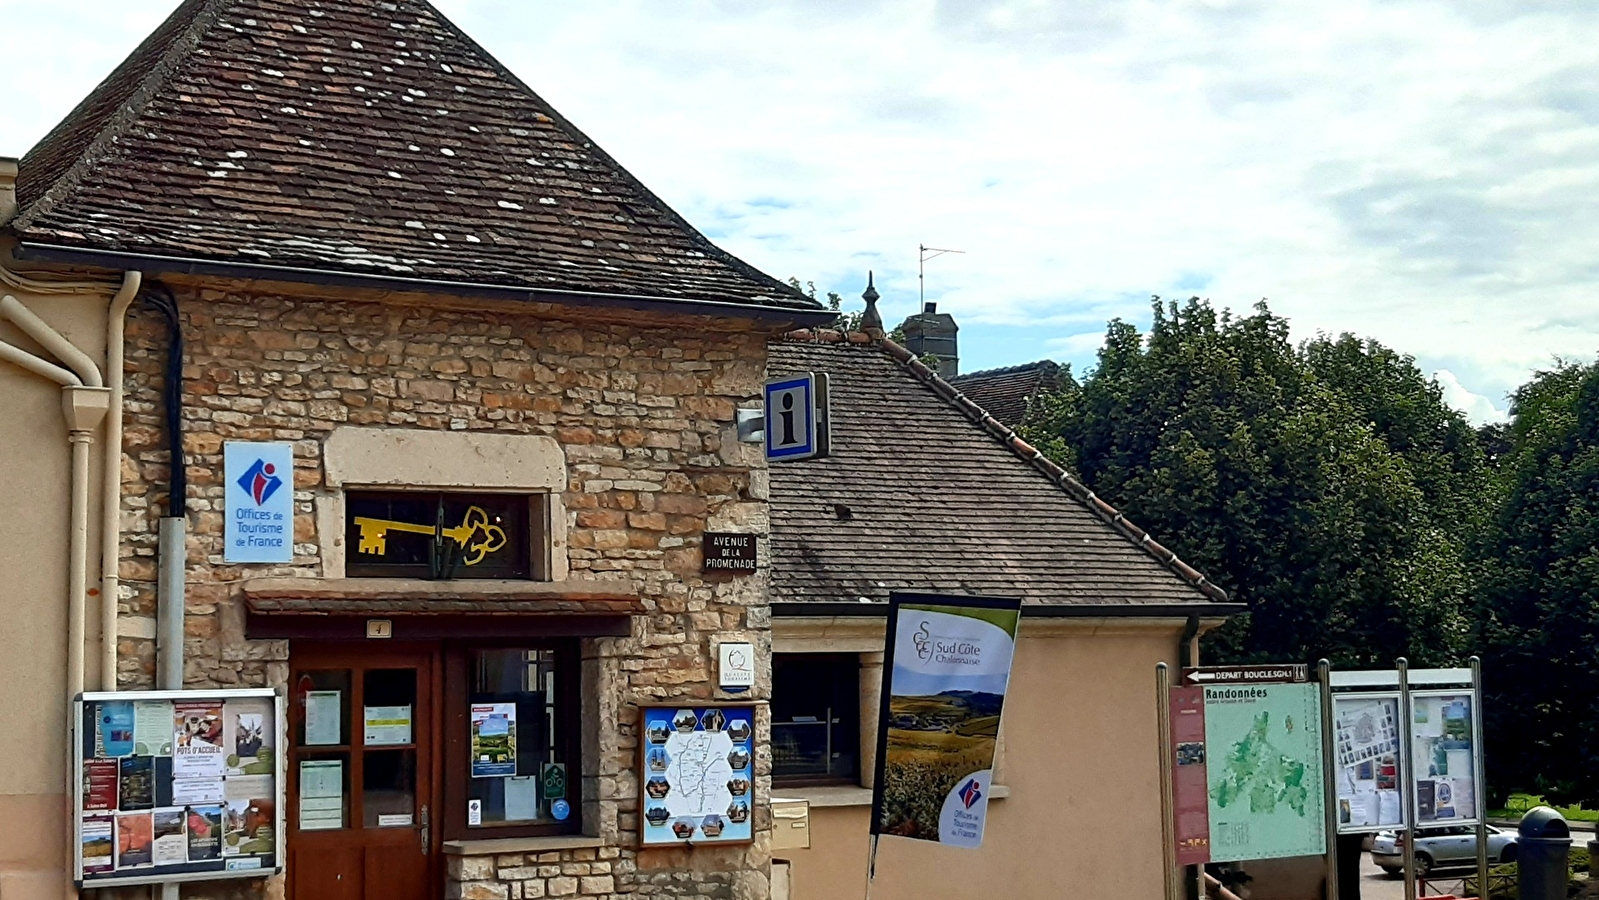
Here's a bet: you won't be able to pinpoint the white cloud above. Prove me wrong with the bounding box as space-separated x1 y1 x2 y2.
3 0 1597 408
1434 369 1509 425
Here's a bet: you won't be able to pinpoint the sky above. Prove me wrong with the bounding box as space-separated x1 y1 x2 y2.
5 1 1598 423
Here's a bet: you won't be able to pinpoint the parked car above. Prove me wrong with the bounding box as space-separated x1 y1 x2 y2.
1371 825 1518 876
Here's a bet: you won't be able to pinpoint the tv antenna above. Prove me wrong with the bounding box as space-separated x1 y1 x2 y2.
918 243 965 308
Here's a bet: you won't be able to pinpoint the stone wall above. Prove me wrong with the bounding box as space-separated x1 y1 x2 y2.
106 283 775 899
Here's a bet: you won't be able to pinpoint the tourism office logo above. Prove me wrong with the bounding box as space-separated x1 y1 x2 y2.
958 778 983 809
236 459 283 506
913 621 933 660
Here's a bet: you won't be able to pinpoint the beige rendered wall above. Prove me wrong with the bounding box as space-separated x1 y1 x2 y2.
0 286 112 895
784 624 1182 900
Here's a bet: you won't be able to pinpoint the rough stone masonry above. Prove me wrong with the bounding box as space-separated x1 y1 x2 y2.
106 282 777 900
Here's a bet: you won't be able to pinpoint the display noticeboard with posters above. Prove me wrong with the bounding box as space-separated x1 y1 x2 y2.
75 689 284 888
1331 692 1407 833
639 705 756 846
1169 666 1327 865
1410 691 1481 826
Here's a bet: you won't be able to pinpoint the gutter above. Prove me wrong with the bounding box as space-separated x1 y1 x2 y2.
14 243 839 328
770 601 1246 619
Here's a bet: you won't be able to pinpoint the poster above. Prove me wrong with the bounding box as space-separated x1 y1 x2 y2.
1411 692 1479 825
1198 682 1326 862
84 759 119 811
133 701 174 756
174 700 226 778
223 441 294 564
152 808 187 866
364 705 413 746
298 760 343 831
470 703 517 777
304 691 341 746
224 795 276 856
187 805 223 861
96 701 135 758
119 756 155 810
639 705 756 846
173 777 225 805
870 593 1021 849
82 815 115 874
226 697 274 775
116 811 154 869
1333 693 1406 832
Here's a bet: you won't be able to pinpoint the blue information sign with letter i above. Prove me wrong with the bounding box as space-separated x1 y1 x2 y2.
765 373 829 461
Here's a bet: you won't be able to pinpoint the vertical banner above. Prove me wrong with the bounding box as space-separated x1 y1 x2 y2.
1169 685 1211 865
224 442 294 564
870 592 1021 849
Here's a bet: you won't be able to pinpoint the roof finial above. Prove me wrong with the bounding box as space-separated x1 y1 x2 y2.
860 271 884 341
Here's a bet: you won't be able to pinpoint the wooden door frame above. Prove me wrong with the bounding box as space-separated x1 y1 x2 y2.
287 640 444 900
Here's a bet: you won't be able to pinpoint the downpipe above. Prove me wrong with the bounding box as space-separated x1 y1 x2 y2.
100 271 142 689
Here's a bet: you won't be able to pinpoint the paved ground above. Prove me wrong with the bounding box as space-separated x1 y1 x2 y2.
1356 852 1495 900
1357 851 1407 900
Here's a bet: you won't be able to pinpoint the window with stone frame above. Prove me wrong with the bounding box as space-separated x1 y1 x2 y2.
344 491 549 580
771 654 860 784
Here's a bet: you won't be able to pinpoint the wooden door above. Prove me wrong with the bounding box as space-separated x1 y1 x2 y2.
287 643 439 900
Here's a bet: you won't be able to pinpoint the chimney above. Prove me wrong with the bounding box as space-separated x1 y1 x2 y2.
897 301 959 378
0 158 17 226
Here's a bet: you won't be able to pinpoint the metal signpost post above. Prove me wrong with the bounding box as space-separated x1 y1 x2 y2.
1157 663 1178 900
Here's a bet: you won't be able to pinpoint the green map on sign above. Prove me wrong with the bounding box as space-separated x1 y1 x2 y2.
1211 711 1311 815
1204 682 1326 863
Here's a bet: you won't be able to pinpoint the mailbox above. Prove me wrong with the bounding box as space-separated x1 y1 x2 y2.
772 798 811 850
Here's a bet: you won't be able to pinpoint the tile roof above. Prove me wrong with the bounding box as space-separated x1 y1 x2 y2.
10 0 819 312
768 332 1230 611
950 360 1062 428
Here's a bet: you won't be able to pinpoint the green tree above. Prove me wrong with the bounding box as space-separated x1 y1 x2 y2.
1021 297 1481 667
1477 360 1599 802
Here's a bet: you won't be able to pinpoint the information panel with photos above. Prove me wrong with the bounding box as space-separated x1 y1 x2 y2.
1411 691 1481 826
1332 692 1407 833
639 705 755 846
75 689 283 888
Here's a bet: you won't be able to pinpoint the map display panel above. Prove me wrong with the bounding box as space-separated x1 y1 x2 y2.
639 706 754 846
1202 682 1327 862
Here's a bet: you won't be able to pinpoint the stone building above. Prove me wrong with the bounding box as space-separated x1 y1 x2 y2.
0 1 829 898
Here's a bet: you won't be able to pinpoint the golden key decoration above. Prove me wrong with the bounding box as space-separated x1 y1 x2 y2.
353 505 508 565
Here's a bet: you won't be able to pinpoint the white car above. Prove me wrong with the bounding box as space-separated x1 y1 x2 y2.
1371 825 1518 876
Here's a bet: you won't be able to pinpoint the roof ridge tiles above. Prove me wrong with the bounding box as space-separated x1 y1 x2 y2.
778 327 1229 604
950 359 1059 382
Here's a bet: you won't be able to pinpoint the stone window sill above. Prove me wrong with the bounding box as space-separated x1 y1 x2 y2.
774 784 1010 808
442 835 606 856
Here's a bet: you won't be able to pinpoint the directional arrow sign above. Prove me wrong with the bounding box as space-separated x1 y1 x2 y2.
1182 664 1309 686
